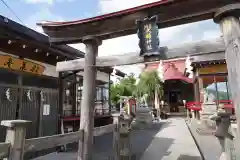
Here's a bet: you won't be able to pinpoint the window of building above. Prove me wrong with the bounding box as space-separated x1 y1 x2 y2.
202 76 216 103
201 74 230 103
215 75 229 101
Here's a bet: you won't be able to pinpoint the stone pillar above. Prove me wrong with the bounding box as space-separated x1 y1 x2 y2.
211 112 231 160
1 120 31 160
191 109 195 120
112 114 120 160
214 4 240 159
78 38 101 160
119 114 132 160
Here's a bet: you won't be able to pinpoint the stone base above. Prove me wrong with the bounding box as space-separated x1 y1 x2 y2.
201 118 217 129
131 119 153 129
200 112 218 129
131 110 153 129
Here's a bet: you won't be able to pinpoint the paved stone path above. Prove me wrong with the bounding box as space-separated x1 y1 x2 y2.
140 118 202 160
188 120 222 160
33 118 202 160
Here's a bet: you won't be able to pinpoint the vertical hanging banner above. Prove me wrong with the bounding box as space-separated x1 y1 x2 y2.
137 15 160 56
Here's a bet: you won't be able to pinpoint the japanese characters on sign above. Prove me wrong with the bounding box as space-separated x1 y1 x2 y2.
137 15 160 56
1 55 45 75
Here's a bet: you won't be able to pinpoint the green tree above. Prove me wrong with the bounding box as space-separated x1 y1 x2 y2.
135 70 164 107
110 73 136 105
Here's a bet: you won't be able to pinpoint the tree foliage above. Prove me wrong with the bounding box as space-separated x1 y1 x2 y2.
135 70 164 104
110 73 136 105
110 71 164 107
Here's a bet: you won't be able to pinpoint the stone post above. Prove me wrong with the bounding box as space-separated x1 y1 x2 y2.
1 120 31 160
211 112 232 160
214 4 240 159
78 38 102 160
119 114 132 160
112 113 120 160
183 100 189 120
191 109 195 121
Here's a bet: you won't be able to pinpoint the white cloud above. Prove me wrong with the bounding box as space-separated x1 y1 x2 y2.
203 30 221 40
24 8 64 33
24 0 75 5
93 0 221 76
99 0 161 14
69 43 85 52
25 0 54 5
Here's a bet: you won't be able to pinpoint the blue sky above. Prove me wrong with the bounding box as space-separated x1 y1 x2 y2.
0 0 100 29
0 0 222 75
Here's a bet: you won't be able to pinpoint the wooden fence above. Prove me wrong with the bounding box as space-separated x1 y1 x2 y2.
0 113 132 160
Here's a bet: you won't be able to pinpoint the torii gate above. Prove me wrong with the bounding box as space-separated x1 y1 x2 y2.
38 1 240 159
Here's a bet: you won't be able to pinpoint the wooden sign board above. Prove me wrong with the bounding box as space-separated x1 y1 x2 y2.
198 64 227 75
137 16 159 56
0 55 45 75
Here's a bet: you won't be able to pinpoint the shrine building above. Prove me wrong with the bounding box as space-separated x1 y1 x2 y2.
144 38 230 113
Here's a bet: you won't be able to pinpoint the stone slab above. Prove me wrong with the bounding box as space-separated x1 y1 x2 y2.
140 118 202 160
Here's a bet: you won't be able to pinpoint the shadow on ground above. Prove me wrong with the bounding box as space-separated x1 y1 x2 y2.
33 121 171 160
131 121 173 159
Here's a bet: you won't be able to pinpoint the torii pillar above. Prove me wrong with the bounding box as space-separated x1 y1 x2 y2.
214 3 240 158
78 37 102 160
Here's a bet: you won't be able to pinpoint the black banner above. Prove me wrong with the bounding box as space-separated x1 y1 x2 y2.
137 16 160 56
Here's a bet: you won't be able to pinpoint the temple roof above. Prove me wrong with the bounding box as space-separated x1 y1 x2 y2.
164 62 193 83
145 59 193 83
37 0 236 44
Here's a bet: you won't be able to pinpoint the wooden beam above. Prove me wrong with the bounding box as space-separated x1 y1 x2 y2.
56 38 225 72
24 130 84 152
93 124 116 137
0 142 10 159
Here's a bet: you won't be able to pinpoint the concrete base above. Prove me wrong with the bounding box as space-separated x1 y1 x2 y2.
132 109 153 129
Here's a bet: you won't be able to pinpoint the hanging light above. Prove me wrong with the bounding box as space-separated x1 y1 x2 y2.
22 44 26 48
8 40 11 44
46 52 49 56
35 49 38 52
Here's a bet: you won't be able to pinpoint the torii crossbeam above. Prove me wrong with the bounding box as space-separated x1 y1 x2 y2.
38 0 239 44
55 38 224 72
38 1 240 160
